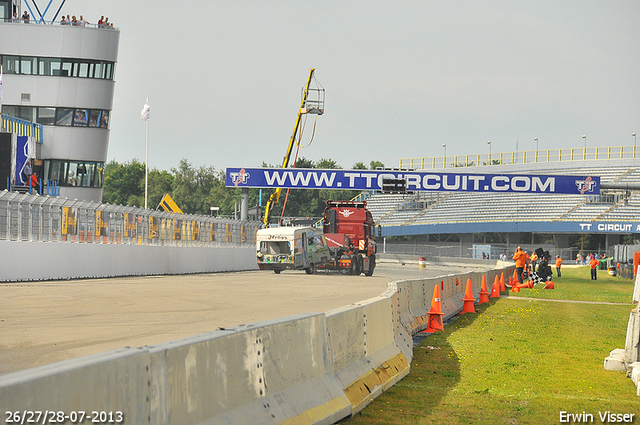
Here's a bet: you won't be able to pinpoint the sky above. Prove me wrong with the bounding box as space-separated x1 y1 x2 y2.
57 0 640 173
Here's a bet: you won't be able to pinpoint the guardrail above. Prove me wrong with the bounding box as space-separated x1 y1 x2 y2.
0 114 43 143
400 145 640 170
0 191 258 247
0 265 514 424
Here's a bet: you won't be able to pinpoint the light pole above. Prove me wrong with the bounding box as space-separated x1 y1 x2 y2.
442 144 446 168
583 134 586 148
487 141 491 162
210 206 219 217
534 137 538 151
633 133 636 146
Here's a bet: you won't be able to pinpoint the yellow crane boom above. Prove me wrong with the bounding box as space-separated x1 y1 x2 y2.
263 68 322 227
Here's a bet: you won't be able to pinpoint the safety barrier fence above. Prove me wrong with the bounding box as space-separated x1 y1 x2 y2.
0 191 259 247
400 145 640 170
0 264 514 424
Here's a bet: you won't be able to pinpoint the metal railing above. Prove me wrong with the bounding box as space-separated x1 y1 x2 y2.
400 145 640 170
0 114 43 143
0 191 259 246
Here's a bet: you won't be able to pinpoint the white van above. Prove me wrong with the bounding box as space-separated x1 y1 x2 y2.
256 226 331 274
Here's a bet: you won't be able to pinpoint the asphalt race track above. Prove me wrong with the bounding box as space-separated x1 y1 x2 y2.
0 261 484 375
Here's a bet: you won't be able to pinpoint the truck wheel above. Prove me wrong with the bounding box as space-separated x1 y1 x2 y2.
274 269 281 274
364 256 375 276
350 258 358 275
354 256 362 275
305 264 315 274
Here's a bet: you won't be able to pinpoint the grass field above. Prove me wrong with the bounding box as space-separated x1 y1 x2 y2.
339 267 639 424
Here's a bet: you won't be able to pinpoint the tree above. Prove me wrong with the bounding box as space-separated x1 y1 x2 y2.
370 160 385 170
102 159 145 206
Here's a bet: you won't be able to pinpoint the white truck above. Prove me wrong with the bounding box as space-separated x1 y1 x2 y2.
256 226 331 274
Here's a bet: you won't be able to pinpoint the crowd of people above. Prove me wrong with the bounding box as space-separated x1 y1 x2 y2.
10 11 114 28
508 247 607 285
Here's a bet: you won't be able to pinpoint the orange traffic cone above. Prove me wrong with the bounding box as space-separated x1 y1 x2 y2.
479 275 490 304
461 278 476 314
490 275 501 298
425 284 444 332
512 276 521 292
543 281 555 289
500 272 506 292
511 270 518 286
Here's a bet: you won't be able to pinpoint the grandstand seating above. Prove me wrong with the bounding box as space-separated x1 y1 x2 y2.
368 163 640 227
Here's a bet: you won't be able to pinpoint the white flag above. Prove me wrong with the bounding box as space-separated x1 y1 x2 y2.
140 98 150 120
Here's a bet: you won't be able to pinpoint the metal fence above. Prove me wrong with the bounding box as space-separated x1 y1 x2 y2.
0 191 260 246
400 145 640 170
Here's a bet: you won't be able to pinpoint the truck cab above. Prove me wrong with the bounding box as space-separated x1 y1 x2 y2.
256 226 331 274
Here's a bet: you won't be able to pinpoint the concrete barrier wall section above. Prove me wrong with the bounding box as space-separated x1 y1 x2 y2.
0 264 515 425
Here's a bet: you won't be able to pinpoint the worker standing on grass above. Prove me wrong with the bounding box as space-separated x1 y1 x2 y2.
555 255 563 278
513 246 529 285
589 256 600 280
531 251 538 272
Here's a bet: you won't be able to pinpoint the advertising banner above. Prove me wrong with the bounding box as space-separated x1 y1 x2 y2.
192 220 200 241
96 210 109 236
173 219 182 240
209 223 217 242
226 167 601 195
225 223 232 243
124 213 136 238
61 207 78 235
148 217 159 239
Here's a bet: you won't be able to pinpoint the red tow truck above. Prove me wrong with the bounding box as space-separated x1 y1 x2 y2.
316 200 377 276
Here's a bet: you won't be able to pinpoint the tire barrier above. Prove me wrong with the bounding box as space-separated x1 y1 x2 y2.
0 265 514 424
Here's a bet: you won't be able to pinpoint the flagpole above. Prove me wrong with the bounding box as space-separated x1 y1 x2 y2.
144 95 149 210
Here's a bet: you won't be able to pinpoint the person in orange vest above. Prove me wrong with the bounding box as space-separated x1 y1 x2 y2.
589 256 600 280
513 246 529 285
531 251 538 272
555 255 563 278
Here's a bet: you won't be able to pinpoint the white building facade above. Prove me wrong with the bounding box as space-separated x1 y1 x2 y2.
0 2 119 202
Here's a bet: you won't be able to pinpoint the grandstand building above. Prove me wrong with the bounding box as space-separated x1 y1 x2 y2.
369 147 640 258
0 1 119 202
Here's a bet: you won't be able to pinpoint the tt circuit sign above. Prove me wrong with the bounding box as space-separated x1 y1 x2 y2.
226 168 600 195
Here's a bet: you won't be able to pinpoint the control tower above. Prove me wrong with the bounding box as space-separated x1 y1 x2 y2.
0 1 119 202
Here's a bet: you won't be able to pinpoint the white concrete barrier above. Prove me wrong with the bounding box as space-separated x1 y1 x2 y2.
0 265 515 424
0 240 257 281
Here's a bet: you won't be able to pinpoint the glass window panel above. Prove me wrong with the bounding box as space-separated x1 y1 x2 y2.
17 106 36 121
20 57 37 75
78 62 89 78
73 109 88 126
48 160 67 183
40 57 62 76
55 108 73 126
61 60 73 77
2 105 19 117
105 62 113 80
88 62 95 78
37 107 56 125
89 110 100 127
81 163 95 187
94 62 104 79
99 110 109 128
2 55 19 73
67 162 79 186
94 163 104 187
